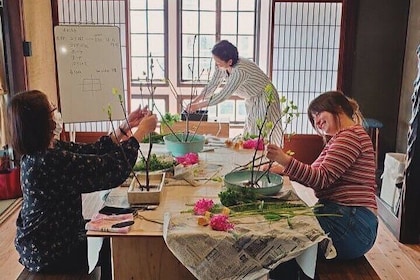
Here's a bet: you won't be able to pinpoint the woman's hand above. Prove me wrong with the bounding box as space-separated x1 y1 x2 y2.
261 162 285 174
133 114 158 142
186 102 198 113
191 93 204 104
137 114 157 134
266 144 292 167
123 105 149 130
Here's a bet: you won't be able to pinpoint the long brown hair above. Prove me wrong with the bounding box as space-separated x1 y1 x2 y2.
307 90 364 138
7 90 55 155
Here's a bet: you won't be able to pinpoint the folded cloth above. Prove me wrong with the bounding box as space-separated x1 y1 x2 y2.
85 213 134 233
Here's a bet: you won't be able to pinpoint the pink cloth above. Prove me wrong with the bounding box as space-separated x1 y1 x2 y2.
85 213 134 233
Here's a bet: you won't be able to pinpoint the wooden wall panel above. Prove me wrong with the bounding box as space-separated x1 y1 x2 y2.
22 0 57 104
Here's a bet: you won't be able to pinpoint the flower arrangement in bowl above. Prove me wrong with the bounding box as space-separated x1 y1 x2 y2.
163 133 205 157
107 86 168 205
158 35 214 157
223 170 283 196
220 84 299 198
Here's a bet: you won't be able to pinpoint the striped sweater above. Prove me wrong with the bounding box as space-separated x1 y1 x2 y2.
201 58 283 145
284 125 377 209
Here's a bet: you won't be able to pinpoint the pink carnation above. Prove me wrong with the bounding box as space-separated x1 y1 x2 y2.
242 139 265 150
193 198 215 215
176 152 199 166
210 214 234 231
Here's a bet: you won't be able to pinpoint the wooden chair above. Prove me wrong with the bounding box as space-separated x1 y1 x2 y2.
62 132 106 143
363 118 383 168
316 256 380 279
282 134 325 164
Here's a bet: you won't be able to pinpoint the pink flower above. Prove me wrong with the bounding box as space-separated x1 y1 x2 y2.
210 214 234 231
242 139 265 150
176 152 199 165
193 198 215 215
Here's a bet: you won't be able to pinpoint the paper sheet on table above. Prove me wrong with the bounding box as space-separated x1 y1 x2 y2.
87 237 103 273
295 243 318 278
290 181 318 207
288 181 319 278
163 210 335 280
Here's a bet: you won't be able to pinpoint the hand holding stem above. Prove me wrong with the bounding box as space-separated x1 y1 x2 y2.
120 105 150 132
132 114 158 143
261 161 285 174
266 143 292 167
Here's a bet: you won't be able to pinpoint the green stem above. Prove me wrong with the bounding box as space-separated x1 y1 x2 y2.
109 118 143 190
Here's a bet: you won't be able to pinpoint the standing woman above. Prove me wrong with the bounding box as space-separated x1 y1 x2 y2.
187 40 283 145
7 90 157 279
266 91 378 262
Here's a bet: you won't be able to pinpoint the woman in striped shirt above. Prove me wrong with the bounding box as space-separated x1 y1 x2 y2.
266 91 378 260
186 40 283 145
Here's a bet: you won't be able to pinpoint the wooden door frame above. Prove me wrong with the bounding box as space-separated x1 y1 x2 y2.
2 0 27 93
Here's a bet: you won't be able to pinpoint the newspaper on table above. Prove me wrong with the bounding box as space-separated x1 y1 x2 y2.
163 209 336 280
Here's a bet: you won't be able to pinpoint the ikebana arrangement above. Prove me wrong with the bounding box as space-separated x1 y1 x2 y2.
219 83 299 201
107 88 168 205
106 35 213 202
158 35 215 156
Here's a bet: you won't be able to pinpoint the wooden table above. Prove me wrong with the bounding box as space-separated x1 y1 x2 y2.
88 145 259 279
88 145 331 280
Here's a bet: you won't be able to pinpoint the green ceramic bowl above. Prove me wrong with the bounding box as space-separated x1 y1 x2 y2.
224 170 283 196
163 133 205 157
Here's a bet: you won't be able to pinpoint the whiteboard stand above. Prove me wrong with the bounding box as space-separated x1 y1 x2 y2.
54 25 125 123
69 123 76 142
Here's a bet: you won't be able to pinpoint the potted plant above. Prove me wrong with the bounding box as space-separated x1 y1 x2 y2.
159 35 212 157
108 86 167 205
220 84 299 198
127 172 166 205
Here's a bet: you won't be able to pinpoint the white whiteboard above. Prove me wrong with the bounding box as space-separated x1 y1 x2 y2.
54 25 124 123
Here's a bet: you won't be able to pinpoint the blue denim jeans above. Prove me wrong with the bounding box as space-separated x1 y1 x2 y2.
314 200 378 260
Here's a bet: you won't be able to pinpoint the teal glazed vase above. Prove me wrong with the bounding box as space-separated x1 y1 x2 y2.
163 133 205 157
224 170 283 196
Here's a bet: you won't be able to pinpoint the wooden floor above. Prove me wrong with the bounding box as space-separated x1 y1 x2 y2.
0 192 419 280
365 221 420 280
